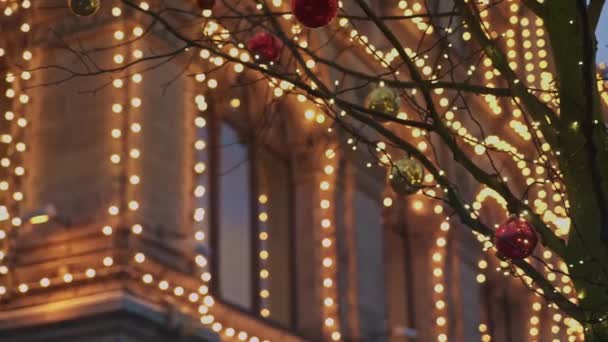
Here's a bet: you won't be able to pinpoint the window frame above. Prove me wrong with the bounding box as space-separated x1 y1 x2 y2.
207 112 298 329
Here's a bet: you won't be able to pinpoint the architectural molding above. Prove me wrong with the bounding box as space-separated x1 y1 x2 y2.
0 290 219 341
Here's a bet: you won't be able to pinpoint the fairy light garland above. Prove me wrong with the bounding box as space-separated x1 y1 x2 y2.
0 1 602 342
188 35 267 341
104 4 127 272
0 57 16 297
0 0 32 298
11 13 32 298
11 2 116 297
258 193 271 318
472 185 585 342
549 298 563 341
477 255 492 342
125 14 145 270
432 219 450 342
0 2 321 341
467 3 585 340
318 147 341 341
0 0 128 298
6 2 143 298
190 85 216 330
472 189 508 342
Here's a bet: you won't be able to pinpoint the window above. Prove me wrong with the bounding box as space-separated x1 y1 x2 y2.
209 120 295 327
335 161 387 340
218 124 253 308
352 180 386 338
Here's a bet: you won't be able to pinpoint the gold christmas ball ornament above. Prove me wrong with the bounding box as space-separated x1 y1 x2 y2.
366 86 401 119
389 158 424 195
69 0 101 16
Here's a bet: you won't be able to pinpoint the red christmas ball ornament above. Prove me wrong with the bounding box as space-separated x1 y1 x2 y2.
291 0 338 28
197 0 215 10
495 217 538 259
247 32 283 63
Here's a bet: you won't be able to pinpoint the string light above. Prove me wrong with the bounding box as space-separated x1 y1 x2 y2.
319 147 341 341
433 218 449 342
122 19 146 274
0 1 599 341
258 194 271 318
0 0 32 298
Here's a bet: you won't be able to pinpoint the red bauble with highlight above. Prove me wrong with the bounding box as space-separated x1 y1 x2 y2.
292 0 338 28
197 0 215 10
247 32 283 63
495 217 538 260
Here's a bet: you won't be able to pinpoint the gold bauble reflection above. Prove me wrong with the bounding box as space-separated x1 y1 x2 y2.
389 158 424 195
69 0 101 16
366 86 400 119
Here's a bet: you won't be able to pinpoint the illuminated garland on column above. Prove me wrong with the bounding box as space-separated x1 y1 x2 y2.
319 147 341 341
529 297 543 341
125 13 145 271
0 0 33 297
188 7 283 339
475 254 492 342
125 2 221 338
7 2 129 296
191 88 215 329
0 52 16 297
105 2 149 275
104 4 127 274
257 193 271 318
12 21 32 297
133 7 271 340
432 218 450 342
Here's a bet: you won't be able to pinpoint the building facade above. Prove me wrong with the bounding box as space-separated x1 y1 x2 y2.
0 1 575 341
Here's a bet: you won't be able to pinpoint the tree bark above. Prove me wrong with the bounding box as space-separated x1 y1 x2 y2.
544 1 608 337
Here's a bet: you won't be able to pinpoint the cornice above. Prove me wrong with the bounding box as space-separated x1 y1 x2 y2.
0 290 220 341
